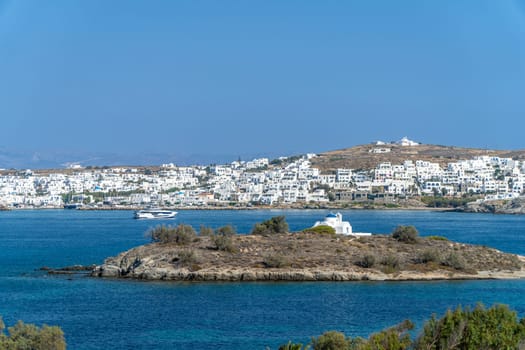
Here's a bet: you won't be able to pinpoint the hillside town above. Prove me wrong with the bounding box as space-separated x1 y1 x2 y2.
1 138 525 209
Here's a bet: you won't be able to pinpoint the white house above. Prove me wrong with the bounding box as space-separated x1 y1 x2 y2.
396 137 419 146
312 212 372 236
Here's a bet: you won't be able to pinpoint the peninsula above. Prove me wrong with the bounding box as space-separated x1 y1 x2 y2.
91 221 525 282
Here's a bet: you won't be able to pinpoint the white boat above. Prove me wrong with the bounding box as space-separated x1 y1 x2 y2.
134 208 177 219
312 212 371 236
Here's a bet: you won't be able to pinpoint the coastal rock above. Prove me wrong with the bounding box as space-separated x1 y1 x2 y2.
461 196 525 214
95 264 121 278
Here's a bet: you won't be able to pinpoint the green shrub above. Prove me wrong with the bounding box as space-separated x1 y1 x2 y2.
0 317 66 350
215 225 236 236
356 254 376 268
420 196 477 208
311 331 349 350
277 304 525 350
263 253 290 268
414 304 525 350
441 252 466 270
362 319 414 350
212 234 237 253
384 203 400 208
303 225 336 236
380 255 401 274
199 224 214 236
209 225 238 252
147 224 196 245
251 216 289 235
416 249 440 264
392 225 419 244
175 249 199 266
427 235 449 241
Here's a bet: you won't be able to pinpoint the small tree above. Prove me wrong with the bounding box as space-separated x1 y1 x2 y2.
251 216 289 235
392 225 419 244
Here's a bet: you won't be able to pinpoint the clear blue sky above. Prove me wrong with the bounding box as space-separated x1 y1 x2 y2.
1 0 525 166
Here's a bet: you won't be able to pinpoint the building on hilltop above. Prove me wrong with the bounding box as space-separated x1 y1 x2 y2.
396 137 420 146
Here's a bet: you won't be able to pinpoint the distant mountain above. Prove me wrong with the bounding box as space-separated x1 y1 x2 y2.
3 143 525 171
310 143 525 172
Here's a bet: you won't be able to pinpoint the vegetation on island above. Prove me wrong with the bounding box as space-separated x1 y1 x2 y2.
419 196 478 209
212 225 237 253
93 216 525 281
147 223 197 245
392 225 419 244
303 225 336 235
251 215 289 235
276 304 525 350
0 316 66 350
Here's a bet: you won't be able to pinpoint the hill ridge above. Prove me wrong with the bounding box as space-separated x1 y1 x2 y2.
311 143 525 172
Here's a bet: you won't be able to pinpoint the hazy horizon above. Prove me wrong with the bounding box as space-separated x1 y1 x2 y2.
1 138 523 170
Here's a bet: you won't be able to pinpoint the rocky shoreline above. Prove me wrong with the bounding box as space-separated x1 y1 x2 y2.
459 197 525 214
91 232 525 282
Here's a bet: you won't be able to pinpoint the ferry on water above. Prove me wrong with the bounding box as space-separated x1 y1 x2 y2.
134 208 177 219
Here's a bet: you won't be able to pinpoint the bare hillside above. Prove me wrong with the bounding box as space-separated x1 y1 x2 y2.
311 144 525 172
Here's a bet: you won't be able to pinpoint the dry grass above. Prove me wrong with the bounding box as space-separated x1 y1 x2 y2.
129 233 524 276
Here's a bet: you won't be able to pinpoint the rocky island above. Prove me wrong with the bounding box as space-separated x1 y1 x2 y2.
91 217 525 282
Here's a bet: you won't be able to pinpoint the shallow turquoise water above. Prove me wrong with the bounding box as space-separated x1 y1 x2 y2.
0 209 524 349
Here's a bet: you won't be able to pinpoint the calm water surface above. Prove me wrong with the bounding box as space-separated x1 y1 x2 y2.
0 209 524 349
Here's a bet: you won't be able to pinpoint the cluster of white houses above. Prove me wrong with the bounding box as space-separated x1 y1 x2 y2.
1 152 525 209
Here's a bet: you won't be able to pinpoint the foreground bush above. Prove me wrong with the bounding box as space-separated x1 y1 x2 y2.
199 224 214 236
0 317 66 350
251 216 289 235
311 331 350 350
148 224 196 244
215 224 237 236
414 304 525 350
277 304 525 350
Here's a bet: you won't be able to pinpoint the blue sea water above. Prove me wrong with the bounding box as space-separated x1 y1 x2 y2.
0 209 524 349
